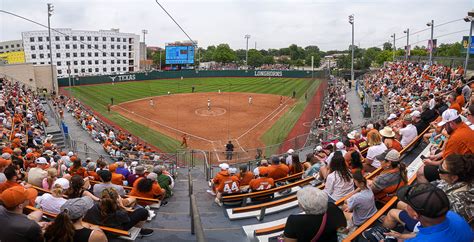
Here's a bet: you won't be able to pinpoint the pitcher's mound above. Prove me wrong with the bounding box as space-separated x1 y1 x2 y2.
195 107 227 117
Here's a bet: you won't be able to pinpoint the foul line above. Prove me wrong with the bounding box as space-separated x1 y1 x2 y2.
114 105 213 143
269 104 288 121
236 99 292 140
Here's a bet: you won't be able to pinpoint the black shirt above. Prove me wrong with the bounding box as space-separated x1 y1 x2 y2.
226 143 234 151
84 204 130 230
0 206 43 242
283 202 346 242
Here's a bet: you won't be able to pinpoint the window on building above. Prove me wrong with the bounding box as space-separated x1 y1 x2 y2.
47 53 50 58
80 36 84 41
74 69 78 73
117 45 120 49
95 68 99 72
94 52 99 57
111 60 115 64
87 36 91 41
88 68 92 73
103 60 107 64
73 44 77 49
31 54 36 59
10 45 13 48
39 45 43 50
103 44 106 49
88 52 92 57
65 36 70 41
117 52 120 56
73 53 77 57
58 70 62 74
111 45 115 49
55 36 60 41
30 37 34 42
123 52 126 57
40 62 45 64
80 53 85 57
117 60 121 64
102 52 106 57
116 38 120 42
57 61 61 66
111 37 115 42
80 44 84 49
111 52 114 57
111 67 115 72
95 60 99 64
46 37 49 41
103 67 107 72
31 46 36 50
102 37 106 41
72 36 77 41
66 53 70 58
39 54 44 58
123 60 127 64
94 37 98 41
123 38 126 42
38 37 43 41
47 45 50 50
81 69 85 73
123 45 126 49
73 61 78 65
56 53 61 58
16 44 20 47
0 46 3 49
87 45 91 49
88 60 92 65
56 44 60 49
94 44 98 49
66 61 71 66
81 60 85 65
65 44 70 49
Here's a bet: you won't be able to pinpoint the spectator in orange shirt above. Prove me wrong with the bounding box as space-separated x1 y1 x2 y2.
108 163 125 186
418 109 474 183
0 166 23 193
214 168 240 206
249 167 274 192
455 87 465 108
267 156 289 180
237 165 254 191
208 163 230 195
69 158 86 177
84 162 100 181
448 93 462 114
129 174 165 202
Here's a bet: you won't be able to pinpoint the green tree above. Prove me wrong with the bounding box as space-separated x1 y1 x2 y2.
436 42 463 57
383 42 393 51
151 51 166 68
247 49 264 67
336 54 351 69
263 55 275 65
212 44 236 63
289 44 305 61
304 52 321 67
235 49 247 61
375 50 393 65
202 45 216 62
277 56 291 65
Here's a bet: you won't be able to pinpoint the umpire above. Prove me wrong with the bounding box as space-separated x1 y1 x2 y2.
225 141 234 160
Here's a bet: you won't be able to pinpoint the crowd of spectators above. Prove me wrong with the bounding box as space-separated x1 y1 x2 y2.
209 61 474 241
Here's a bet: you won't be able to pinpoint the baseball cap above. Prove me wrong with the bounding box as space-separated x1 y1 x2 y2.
336 142 345 150
0 186 37 208
53 178 70 190
287 149 295 154
387 113 397 121
410 110 421 118
375 149 400 162
147 172 158 181
0 158 11 167
67 151 74 157
437 109 459 126
108 163 117 172
403 114 412 122
60 197 94 220
397 183 450 218
35 157 48 164
229 167 237 174
219 163 229 170
314 146 323 152
254 166 269 176
135 165 145 174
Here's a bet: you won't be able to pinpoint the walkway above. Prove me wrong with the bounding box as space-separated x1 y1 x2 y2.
346 83 366 127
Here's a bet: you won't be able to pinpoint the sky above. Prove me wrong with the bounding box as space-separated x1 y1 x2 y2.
1 0 473 51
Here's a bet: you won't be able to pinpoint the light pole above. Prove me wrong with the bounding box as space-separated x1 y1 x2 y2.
159 49 162 70
403 28 409 61
348 14 354 84
142 29 148 44
245 34 251 66
464 11 474 75
47 3 55 94
427 20 434 65
67 64 71 87
391 33 396 61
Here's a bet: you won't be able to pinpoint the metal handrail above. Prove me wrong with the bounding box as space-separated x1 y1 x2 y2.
188 172 206 242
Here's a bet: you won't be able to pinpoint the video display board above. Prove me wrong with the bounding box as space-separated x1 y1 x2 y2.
165 46 195 64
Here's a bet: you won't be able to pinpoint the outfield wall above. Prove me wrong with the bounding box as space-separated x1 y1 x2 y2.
58 70 325 87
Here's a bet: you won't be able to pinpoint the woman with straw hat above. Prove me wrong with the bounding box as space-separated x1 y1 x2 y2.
380 126 403 152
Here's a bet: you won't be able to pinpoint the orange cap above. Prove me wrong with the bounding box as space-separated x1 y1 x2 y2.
0 158 11 167
108 163 117 172
0 186 37 208
258 167 269 176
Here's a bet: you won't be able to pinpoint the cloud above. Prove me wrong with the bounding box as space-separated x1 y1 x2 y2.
0 0 472 51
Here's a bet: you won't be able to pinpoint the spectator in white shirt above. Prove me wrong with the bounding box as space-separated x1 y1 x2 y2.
323 152 354 202
364 132 387 172
36 184 67 214
394 114 418 147
326 142 347 165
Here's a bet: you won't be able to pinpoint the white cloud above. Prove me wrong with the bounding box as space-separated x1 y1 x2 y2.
0 0 472 50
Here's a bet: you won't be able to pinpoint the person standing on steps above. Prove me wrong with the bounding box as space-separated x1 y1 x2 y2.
225 141 234 160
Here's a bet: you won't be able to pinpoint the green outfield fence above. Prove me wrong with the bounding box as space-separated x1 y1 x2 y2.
58 69 325 87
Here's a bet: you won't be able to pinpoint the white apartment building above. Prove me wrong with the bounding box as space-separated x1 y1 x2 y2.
22 28 140 78
0 40 24 54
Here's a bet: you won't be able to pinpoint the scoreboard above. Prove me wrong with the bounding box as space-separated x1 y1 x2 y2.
165 45 195 64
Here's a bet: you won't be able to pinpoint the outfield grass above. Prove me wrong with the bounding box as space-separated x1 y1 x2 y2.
68 77 318 152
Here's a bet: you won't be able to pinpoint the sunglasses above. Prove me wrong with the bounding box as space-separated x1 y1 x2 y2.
438 161 451 175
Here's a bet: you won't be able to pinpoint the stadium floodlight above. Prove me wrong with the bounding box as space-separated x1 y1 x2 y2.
348 14 354 84
142 29 148 43
245 34 251 66
391 34 396 61
464 10 474 76
427 20 434 65
47 3 55 93
403 28 409 61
